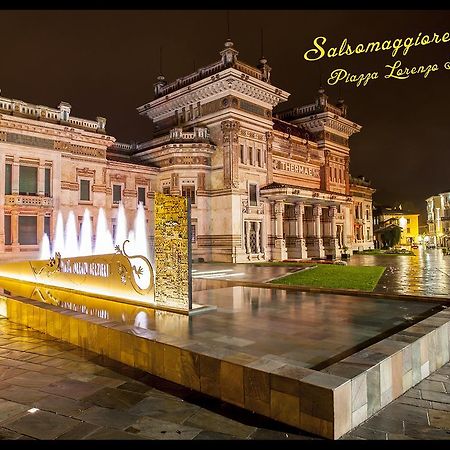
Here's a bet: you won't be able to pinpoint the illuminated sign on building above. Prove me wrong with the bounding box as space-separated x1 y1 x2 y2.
273 158 320 178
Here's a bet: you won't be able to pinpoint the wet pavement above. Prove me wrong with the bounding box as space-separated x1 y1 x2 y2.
348 248 450 298
194 248 450 299
192 263 303 282
343 364 450 440
0 317 316 440
1 317 450 440
0 280 440 370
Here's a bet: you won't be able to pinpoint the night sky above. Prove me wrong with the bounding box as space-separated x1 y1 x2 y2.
1 10 449 222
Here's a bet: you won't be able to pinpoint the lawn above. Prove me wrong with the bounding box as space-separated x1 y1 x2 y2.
271 265 386 291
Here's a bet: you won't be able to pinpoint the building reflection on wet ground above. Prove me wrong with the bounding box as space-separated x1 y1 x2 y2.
348 248 450 298
0 280 442 370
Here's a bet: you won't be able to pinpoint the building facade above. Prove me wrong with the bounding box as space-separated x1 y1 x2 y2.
426 192 450 248
0 39 375 262
0 98 157 257
373 206 420 248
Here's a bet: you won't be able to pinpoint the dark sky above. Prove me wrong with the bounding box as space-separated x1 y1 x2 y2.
1 10 449 222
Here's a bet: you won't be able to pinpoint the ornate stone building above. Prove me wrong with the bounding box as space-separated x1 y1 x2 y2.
426 192 450 248
0 97 156 257
0 39 375 262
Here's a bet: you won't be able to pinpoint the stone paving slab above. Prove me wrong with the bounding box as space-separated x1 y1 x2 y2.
1 317 450 440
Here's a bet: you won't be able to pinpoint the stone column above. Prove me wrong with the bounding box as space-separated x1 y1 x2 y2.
38 163 45 196
327 205 339 258
37 212 44 243
273 200 287 260
245 221 251 254
310 205 325 258
11 211 19 251
292 201 308 259
12 160 19 195
343 206 350 249
265 132 274 185
255 221 261 254
0 206 4 252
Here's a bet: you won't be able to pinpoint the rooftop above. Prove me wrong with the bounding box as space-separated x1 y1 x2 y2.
276 87 347 121
272 118 315 141
0 93 107 134
151 39 272 100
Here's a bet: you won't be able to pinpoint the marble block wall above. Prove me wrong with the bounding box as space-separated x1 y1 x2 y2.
0 293 449 439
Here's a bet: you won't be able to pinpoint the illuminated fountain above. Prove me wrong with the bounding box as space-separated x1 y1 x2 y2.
52 211 65 257
94 207 114 256
64 211 79 258
79 209 93 256
40 203 150 261
0 193 193 313
114 202 128 250
39 233 51 261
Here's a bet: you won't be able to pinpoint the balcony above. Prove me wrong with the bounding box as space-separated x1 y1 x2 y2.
4 195 53 208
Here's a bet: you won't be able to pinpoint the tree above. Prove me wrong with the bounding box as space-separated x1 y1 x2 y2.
380 225 402 248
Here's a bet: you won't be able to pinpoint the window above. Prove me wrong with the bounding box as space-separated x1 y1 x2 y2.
366 209 370 221
366 229 370 241
4 215 11 245
44 216 51 239
249 184 258 206
190 224 197 243
407 219 411 224
240 144 244 163
112 184 122 203
80 179 91 201
44 168 51 197
256 149 261 167
162 186 170 195
407 227 411 233
248 147 253 165
138 187 146 206
5 164 12 195
18 216 37 245
19 165 38 195
182 185 196 205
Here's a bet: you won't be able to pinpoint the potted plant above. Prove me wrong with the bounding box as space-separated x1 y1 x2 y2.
341 246 350 260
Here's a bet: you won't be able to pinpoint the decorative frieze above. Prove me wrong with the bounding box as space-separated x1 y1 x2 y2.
123 189 137 198
92 184 107 193
6 132 54 150
221 120 240 189
110 174 126 183
239 128 265 141
242 199 264 215
60 181 79 191
76 167 95 178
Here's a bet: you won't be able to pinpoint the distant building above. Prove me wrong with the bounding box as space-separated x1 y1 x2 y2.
349 176 375 251
426 192 450 248
0 39 376 262
373 206 420 248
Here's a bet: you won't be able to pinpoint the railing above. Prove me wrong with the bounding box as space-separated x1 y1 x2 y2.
4 195 53 207
277 102 344 121
326 103 343 115
277 104 317 121
67 116 99 130
234 61 263 80
111 142 134 151
157 60 226 98
155 58 265 99
0 96 103 133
